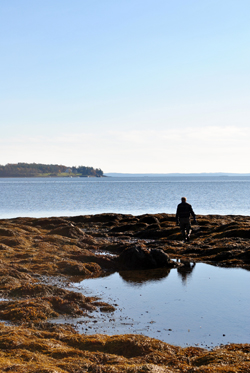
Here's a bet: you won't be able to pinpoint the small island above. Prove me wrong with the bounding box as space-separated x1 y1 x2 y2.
0 163 104 178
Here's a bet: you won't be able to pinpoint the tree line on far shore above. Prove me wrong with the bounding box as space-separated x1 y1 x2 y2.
0 163 104 177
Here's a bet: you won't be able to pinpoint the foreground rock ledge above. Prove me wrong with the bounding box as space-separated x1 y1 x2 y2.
0 322 249 373
0 213 249 372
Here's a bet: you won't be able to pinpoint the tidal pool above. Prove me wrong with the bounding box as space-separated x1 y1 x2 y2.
70 263 250 348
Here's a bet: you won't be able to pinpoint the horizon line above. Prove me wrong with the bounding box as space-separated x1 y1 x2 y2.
105 172 250 176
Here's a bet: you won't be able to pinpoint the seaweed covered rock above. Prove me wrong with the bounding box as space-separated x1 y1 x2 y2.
0 213 249 371
0 323 248 372
48 225 85 239
0 285 114 322
118 244 177 270
58 260 102 276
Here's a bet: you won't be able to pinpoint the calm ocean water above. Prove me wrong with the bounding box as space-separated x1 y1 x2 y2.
1 176 250 218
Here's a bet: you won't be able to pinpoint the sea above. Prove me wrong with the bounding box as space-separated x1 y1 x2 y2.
1 175 250 348
1 175 250 218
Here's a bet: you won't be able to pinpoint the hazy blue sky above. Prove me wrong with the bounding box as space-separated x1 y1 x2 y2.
1 1 250 173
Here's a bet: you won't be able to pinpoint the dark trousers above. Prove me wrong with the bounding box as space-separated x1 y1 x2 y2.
179 218 191 239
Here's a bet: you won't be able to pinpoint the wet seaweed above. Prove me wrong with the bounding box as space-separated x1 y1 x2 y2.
0 214 249 372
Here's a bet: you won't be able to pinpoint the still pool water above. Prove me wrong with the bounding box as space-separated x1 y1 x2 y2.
65 263 250 348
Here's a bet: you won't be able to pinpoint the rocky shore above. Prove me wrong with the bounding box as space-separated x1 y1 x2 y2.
0 213 249 372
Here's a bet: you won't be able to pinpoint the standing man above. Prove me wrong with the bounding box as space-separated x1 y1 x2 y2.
176 197 196 242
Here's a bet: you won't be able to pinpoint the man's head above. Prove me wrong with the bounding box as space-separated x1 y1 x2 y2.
181 197 187 203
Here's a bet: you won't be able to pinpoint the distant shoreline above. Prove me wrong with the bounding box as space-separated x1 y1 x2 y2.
0 175 105 178
105 172 250 177
1 173 250 178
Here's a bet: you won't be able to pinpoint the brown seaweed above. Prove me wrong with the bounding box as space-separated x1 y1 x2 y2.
0 213 249 372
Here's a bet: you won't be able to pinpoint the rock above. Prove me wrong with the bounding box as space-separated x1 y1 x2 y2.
0 322 248 372
87 213 129 223
135 228 179 239
58 260 102 276
110 223 148 233
30 217 69 229
118 245 176 270
139 215 161 225
48 225 85 239
237 248 250 262
0 228 16 237
150 248 175 267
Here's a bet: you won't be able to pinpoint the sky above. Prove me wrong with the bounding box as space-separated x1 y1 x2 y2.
1 0 250 174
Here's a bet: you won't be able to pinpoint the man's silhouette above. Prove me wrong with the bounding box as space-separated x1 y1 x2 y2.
176 197 196 242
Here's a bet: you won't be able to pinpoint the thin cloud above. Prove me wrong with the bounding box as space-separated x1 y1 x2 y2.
0 126 249 173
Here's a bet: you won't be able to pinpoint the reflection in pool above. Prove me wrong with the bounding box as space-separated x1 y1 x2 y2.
71 263 250 348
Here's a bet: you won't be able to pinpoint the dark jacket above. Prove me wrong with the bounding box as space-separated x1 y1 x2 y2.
176 202 195 223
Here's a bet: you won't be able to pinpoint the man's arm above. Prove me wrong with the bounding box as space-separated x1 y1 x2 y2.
176 206 179 225
190 205 197 222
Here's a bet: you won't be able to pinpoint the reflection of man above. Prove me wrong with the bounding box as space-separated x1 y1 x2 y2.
176 197 196 242
177 260 196 284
